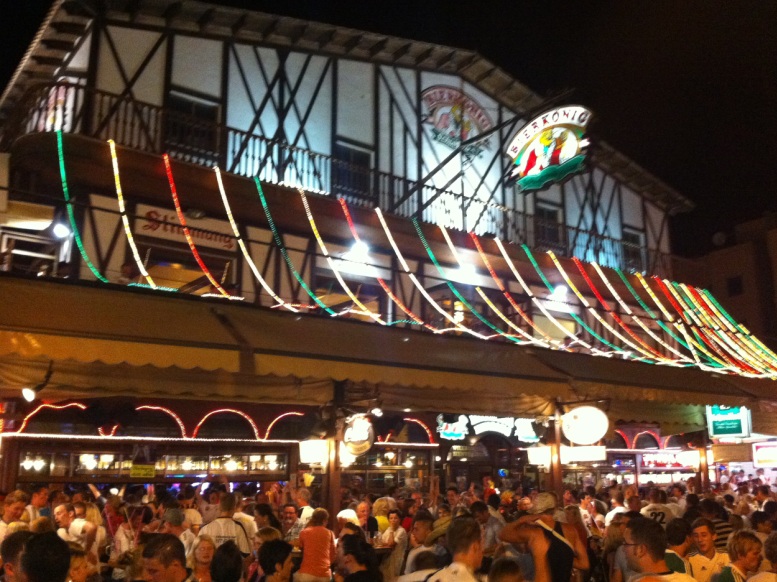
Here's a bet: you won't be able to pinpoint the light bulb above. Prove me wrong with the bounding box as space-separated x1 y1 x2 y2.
404 459 413 468
52 223 71 239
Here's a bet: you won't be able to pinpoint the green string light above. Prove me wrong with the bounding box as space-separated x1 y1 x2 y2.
56 131 109 283
254 178 336 316
614 267 697 355
411 219 521 343
521 244 625 354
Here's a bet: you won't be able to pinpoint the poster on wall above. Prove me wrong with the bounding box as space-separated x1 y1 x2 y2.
505 105 592 192
421 86 494 164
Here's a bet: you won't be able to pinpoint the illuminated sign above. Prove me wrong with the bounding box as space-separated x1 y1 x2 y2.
753 442 777 468
421 86 494 163
436 414 539 442
642 451 700 469
437 414 468 440
706 405 751 439
136 204 235 250
526 445 606 466
343 415 375 456
561 406 608 445
506 105 592 192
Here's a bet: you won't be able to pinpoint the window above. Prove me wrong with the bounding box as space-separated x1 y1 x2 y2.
622 229 646 272
164 91 220 165
726 275 743 297
332 143 373 203
534 205 563 248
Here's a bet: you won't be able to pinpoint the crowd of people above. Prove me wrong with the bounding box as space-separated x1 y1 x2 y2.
0 471 776 582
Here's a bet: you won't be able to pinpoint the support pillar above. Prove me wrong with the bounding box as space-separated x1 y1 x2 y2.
549 405 563 497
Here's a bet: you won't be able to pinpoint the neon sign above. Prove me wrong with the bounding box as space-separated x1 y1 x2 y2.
506 105 592 192
436 414 539 442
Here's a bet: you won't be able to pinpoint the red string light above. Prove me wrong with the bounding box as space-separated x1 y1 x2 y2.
136 405 188 438
263 411 304 440
192 408 261 440
163 154 229 296
16 403 87 434
403 417 435 444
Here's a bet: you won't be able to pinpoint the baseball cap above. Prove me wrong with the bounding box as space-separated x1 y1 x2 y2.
529 492 557 514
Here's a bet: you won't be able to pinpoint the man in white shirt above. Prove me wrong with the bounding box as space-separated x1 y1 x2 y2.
198 493 251 556
294 488 315 526
641 488 676 528
54 503 97 563
605 491 627 527
0 491 28 544
688 518 730 582
162 508 196 556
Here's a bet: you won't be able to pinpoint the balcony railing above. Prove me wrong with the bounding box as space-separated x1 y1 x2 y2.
1 82 671 277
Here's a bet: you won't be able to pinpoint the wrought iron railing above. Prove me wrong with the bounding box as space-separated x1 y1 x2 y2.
1 82 672 276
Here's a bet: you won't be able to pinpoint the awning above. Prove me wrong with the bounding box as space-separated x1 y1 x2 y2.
529 349 757 407
0 354 331 405
0 275 569 409
3 275 777 423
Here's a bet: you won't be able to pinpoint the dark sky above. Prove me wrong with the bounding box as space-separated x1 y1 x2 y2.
4 1 777 257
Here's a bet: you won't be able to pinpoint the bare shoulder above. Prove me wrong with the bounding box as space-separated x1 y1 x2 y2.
560 522 579 539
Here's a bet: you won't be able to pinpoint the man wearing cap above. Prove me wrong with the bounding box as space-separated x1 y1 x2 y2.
161 508 196 556
499 492 588 582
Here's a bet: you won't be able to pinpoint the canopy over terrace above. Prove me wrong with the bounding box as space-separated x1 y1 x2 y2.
0 275 775 433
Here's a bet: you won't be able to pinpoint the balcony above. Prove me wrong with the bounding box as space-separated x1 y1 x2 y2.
0 82 671 277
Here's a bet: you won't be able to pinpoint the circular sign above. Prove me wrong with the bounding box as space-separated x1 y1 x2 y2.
343 415 375 456
561 406 608 445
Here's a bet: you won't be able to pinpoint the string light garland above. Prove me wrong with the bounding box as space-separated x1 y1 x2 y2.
570 257 666 361
214 168 297 311
437 225 542 345
552 252 655 360
191 408 261 440
494 238 598 352
614 268 695 355
254 178 336 315
524 246 623 355
56 131 109 282
591 262 692 364
299 189 385 324
375 208 488 338
263 411 305 440
470 233 556 347
136 405 188 438
338 199 433 331
44 141 777 377
16 402 87 434
163 154 229 297
403 417 436 444
412 218 524 343
108 140 157 288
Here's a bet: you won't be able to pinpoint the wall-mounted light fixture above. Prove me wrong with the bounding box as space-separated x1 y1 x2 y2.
21 361 54 403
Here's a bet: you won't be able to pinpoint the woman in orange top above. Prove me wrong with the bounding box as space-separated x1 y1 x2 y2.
296 508 336 582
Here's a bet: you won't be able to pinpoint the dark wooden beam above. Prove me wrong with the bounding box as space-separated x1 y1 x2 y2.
231 13 248 35
415 46 434 65
392 43 412 61
343 34 362 53
316 29 336 49
369 38 388 58
197 8 215 30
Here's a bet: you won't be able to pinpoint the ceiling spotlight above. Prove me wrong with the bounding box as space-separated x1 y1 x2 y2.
549 285 568 302
52 223 71 239
371 407 383 417
21 361 53 402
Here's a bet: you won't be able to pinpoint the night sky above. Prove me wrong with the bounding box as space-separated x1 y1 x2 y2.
3 1 776 257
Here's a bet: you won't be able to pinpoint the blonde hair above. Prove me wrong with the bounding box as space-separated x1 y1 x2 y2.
187 534 216 569
6 521 28 534
84 503 104 527
30 517 54 533
257 526 282 543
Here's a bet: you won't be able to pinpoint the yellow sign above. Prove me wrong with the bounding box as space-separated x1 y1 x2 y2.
129 464 156 478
